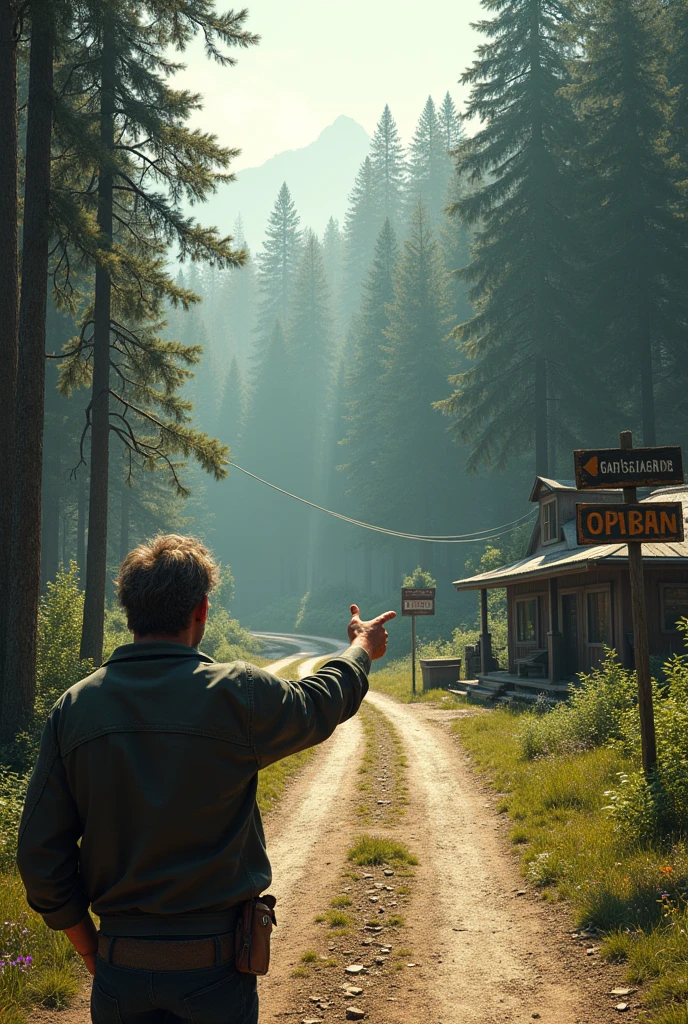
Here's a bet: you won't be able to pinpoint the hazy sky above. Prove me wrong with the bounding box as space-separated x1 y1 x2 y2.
176 0 485 171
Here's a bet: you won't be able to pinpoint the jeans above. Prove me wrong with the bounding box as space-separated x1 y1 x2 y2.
91 954 258 1024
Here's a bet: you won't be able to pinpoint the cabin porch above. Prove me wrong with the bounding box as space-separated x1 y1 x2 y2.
450 670 576 704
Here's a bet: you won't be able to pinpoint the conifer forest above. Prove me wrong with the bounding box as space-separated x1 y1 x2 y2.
3 0 688 743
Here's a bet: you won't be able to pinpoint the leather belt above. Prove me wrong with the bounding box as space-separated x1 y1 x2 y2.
97 932 235 971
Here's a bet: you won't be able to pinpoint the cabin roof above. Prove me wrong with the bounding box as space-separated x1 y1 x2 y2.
454 486 688 591
528 476 622 502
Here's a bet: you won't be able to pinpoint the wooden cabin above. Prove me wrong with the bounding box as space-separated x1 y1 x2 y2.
452 478 688 702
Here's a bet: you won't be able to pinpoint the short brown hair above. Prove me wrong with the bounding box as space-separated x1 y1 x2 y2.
116 534 220 636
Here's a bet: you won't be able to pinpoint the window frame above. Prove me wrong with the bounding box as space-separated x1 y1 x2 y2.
585 586 613 647
660 583 688 634
541 499 559 546
515 596 539 645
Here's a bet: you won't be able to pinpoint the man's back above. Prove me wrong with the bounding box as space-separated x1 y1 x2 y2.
18 640 371 936
16 534 393 1024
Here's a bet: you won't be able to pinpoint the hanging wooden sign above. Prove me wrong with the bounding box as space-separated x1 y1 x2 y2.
574 446 683 490
576 502 684 545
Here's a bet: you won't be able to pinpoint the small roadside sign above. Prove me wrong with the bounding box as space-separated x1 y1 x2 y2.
576 502 685 546
401 587 436 697
574 446 683 490
401 588 436 616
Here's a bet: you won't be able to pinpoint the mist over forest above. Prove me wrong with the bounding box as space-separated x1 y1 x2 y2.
4 0 688 738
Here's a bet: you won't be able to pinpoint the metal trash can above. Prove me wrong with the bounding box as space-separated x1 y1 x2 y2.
419 657 462 692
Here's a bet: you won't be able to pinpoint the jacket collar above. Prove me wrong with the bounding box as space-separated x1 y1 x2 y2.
104 642 215 665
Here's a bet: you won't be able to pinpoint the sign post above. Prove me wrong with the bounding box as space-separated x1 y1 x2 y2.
401 587 436 696
574 435 685 775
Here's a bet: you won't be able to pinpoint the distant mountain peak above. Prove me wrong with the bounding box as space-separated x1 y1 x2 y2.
205 117 372 247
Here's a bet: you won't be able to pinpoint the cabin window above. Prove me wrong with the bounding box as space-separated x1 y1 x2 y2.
587 590 611 645
542 500 558 544
516 598 538 643
661 586 688 632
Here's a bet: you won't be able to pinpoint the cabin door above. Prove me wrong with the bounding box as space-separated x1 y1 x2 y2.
562 593 579 675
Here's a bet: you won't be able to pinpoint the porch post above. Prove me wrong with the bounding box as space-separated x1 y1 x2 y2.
547 576 563 684
480 588 493 676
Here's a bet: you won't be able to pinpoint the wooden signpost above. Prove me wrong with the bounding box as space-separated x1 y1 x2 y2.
574 433 686 774
401 587 436 696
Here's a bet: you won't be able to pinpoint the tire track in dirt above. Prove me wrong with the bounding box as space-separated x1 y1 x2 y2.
365 690 585 1024
257 646 365 1019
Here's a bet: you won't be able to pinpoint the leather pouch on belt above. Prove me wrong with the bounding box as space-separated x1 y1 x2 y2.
235 895 277 975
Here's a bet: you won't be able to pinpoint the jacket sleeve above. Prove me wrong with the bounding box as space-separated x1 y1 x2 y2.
249 644 371 768
16 713 89 931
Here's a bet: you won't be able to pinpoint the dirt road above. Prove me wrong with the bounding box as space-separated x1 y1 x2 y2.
38 639 627 1024
257 646 629 1024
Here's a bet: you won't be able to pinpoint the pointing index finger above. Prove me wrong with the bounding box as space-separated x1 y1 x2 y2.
374 610 397 625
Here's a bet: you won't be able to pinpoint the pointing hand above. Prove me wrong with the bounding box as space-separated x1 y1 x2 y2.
347 604 396 661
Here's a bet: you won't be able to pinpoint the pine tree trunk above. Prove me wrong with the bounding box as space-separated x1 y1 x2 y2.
77 473 86 583
40 422 61 589
41 355 62 589
119 483 130 563
2 3 53 739
638 292 656 445
80 18 115 663
0 0 19 704
534 355 549 477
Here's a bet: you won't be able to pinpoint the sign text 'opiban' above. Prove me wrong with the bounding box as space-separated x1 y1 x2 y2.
576 503 685 545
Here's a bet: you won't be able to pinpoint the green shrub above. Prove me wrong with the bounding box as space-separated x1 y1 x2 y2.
201 606 262 663
601 650 688 843
0 772 29 871
518 651 638 759
35 565 93 717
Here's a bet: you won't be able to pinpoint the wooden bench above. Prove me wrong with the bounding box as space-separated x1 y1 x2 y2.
514 648 548 678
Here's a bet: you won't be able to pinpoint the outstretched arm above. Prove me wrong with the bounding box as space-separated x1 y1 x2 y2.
251 604 396 768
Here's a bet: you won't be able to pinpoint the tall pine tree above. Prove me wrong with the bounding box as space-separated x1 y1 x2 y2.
287 231 334 590
341 218 399 590
256 182 303 346
406 96 447 225
342 218 399 518
570 0 688 446
369 104 406 232
376 202 458 570
439 91 464 153
322 215 344 332
438 0 584 475
342 156 378 319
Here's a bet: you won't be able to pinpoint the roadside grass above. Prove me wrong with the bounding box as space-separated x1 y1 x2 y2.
257 748 315 815
325 909 352 932
330 894 352 908
347 835 418 868
0 874 82 1022
453 705 688 1020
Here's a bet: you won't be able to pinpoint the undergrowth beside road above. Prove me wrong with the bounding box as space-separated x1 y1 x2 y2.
453 707 688 1023
257 748 315 814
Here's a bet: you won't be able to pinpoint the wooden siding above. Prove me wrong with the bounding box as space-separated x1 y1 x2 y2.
505 566 688 674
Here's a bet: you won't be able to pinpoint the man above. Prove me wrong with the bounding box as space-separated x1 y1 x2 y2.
17 534 395 1024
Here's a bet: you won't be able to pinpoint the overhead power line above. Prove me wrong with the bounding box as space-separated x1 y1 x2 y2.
229 462 537 544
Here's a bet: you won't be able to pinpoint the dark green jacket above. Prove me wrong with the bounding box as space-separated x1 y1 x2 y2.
17 641 370 936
